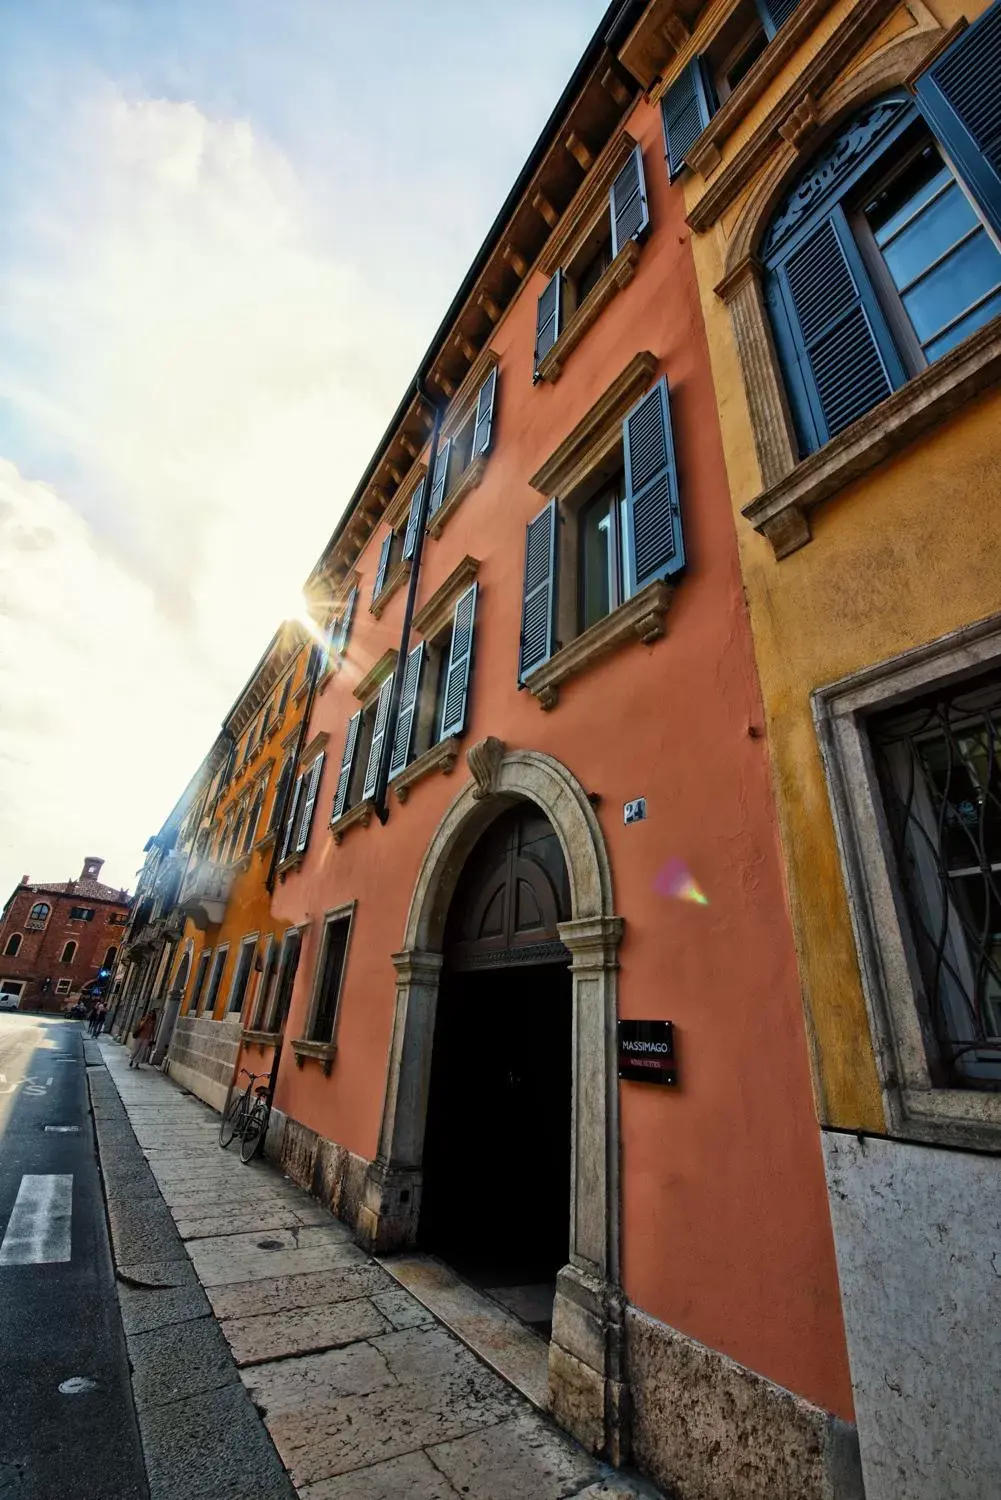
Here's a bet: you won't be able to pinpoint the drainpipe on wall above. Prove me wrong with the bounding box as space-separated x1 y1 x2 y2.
373 378 444 826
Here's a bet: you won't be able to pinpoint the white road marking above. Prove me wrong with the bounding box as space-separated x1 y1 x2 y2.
0 1175 72 1265
46 1077 53 1086
44 1126 80 1134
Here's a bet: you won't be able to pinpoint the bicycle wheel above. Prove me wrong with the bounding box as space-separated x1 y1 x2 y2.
219 1089 246 1149
240 1100 269 1164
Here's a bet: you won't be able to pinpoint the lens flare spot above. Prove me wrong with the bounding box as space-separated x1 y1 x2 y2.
655 857 709 906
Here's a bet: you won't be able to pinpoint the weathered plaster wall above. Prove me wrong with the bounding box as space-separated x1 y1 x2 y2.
269 91 852 1420
823 1133 1001 1500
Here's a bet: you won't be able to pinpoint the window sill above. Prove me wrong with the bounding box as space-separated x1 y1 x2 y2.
292 679 309 706
525 580 674 710
268 715 285 739
370 558 412 620
392 737 462 804
428 456 487 540
330 799 375 844
895 1083 1001 1155
256 830 276 851
291 1037 337 1075
536 240 642 386
276 851 305 880
743 317 1001 558
241 1028 280 1049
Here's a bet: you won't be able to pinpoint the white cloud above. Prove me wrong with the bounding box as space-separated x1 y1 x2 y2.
0 88 430 895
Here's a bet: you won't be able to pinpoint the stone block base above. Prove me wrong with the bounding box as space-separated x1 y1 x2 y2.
625 1306 863 1500
165 1015 241 1113
265 1108 369 1231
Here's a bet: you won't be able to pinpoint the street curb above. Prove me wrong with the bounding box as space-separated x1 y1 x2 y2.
86 1061 296 1500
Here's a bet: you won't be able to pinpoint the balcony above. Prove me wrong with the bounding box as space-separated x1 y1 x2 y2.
176 860 233 930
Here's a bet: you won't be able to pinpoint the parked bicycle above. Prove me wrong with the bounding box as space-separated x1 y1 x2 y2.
218 1068 272 1163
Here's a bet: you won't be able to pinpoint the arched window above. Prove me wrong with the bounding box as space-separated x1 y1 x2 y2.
763 91 1001 456
103 946 117 969
60 940 77 964
4 933 22 957
29 902 50 922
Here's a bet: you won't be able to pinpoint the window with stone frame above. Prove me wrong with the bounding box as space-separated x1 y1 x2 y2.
4 934 22 957
424 364 498 536
60 941 76 964
201 945 228 1018
330 656 396 824
227 935 258 1017
815 619 1001 1150
186 951 211 1016
263 927 301 1034
55 979 72 996
304 908 353 1045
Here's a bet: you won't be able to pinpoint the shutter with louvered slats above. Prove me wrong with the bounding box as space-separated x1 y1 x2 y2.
755 0 801 38
363 676 394 800
610 143 650 255
427 440 452 521
439 584 477 740
331 712 361 821
661 58 714 180
335 587 357 656
769 208 905 451
471 367 498 458
534 270 563 377
623 378 685 594
916 3 1001 239
402 478 425 562
518 499 558 684
389 643 425 778
280 773 303 861
372 533 393 600
295 752 325 854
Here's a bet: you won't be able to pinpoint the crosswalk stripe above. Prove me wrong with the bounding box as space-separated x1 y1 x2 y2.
0 1175 72 1265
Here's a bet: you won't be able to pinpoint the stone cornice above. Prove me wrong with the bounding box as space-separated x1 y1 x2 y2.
530 350 657 495
427 456 488 539
743 317 1001 558
413 557 481 642
330 798 375 844
686 0 913 234
538 130 637 278
225 629 305 740
354 649 398 705
370 559 411 620
392 737 461 803
536 240 642 385
525 580 674 710
300 730 329 763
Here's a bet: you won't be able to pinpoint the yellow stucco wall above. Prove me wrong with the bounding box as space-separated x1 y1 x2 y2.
681 0 1001 1129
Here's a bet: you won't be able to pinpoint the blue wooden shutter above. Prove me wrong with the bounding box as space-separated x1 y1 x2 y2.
389 642 425 778
534 270 563 377
916 4 1001 240
661 59 714 179
767 207 905 452
610 143 650 255
336 586 358 655
518 499 558 683
294 752 325 854
363 677 394 799
331 712 361 821
471 367 498 458
372 533 393 600
439 584 477 740
401 478 425 561
280 773 303 861
623 377 685 594
427 440 452 521
755 0 801 39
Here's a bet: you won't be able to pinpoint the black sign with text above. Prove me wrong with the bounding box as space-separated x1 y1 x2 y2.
617 1020 676 1085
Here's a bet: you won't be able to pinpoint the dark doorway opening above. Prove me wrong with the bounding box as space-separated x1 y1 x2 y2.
419 804 572 1339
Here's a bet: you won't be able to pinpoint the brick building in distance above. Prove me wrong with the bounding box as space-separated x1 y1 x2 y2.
0 857 130 1012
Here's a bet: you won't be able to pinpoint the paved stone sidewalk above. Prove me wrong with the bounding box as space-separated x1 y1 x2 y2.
94 1040 659 1500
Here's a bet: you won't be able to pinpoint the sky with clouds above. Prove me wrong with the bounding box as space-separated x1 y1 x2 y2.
0 0 609 899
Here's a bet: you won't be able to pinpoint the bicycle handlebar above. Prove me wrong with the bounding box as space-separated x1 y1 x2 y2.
239 1068 270 1084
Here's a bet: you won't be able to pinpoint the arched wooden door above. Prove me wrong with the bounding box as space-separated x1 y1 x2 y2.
443 804 571 971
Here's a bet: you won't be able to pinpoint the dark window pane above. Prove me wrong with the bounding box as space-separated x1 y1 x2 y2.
925 287 1001 361
869 156 953 247
311 918 350 1042
902 231 1001 344
880 182 976 286
579 496 612 630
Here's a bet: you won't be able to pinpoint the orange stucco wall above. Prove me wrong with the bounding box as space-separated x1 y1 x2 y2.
268 94 852 1418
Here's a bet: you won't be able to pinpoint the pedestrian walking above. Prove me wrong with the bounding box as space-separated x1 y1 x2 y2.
89 1001 107 1037
128 1009 157 1068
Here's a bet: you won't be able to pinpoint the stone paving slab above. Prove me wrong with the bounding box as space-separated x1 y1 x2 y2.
300 1451 463 1499
206 1264 395 1320
425 1410 597 1498
221 1296 393 1365
96 1037 659 1500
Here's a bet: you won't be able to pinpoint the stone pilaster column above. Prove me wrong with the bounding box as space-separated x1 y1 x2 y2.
355 948 444 1255
720 257 798 491
550 914 629 1464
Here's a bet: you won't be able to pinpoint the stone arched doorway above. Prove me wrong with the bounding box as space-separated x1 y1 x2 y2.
356 743 627 1459
419 802 573 1327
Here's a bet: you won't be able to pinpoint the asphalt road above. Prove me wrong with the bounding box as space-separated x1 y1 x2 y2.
0 1013 147 1500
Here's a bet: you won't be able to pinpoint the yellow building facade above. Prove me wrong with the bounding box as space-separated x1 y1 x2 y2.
623 1 1001 1495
